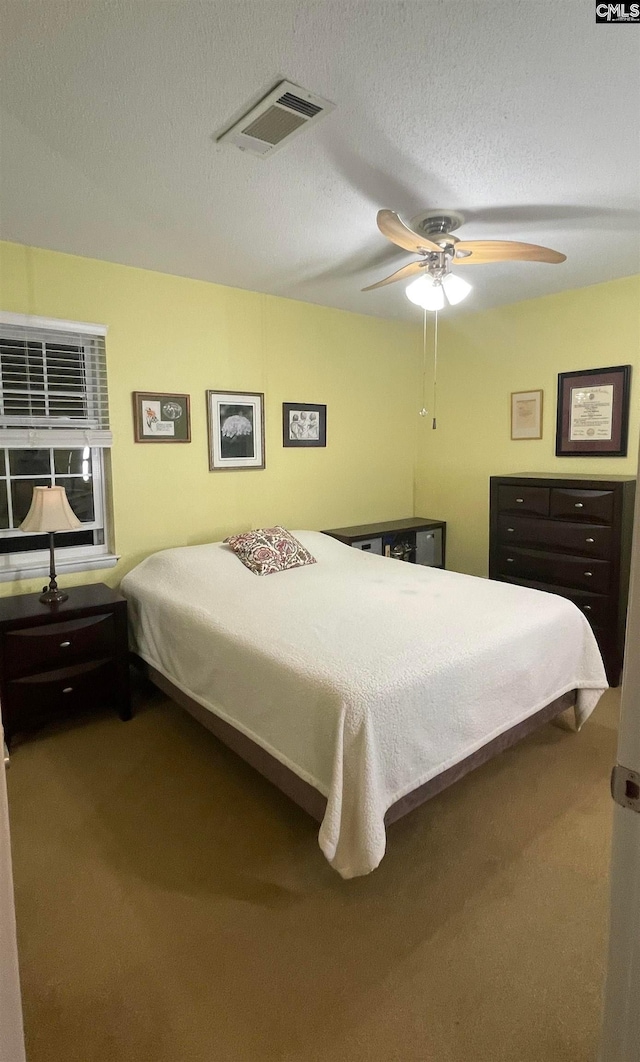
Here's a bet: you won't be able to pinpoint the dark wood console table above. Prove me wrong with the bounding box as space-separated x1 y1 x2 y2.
322 517 446 568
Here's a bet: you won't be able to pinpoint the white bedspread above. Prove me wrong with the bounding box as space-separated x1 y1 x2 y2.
121 531 607 878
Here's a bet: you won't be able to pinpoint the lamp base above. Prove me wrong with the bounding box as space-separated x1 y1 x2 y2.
39 586 68 606
40 533 67 605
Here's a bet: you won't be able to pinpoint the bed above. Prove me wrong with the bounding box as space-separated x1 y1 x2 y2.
121 531 608 878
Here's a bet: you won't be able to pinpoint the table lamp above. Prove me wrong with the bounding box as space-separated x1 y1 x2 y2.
20 486 81 605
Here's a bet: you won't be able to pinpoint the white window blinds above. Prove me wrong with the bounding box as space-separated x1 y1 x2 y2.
0 314 111 447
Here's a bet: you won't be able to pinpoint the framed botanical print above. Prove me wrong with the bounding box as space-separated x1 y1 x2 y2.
282 403 327 447
556 365 631 457
207 390 265 471
133 392 191 442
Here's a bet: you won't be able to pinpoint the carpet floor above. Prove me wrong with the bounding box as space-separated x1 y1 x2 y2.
6 676 619 1062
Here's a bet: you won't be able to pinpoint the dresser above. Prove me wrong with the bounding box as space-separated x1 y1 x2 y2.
489 474 636 686
322 517 446 567
0 583 131 746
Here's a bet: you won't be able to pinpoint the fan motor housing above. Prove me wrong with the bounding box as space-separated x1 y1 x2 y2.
410 210 465 247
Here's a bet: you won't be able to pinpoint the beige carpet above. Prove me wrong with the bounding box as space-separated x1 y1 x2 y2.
7 677 619 1062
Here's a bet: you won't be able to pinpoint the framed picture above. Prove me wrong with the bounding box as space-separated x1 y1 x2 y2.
207 390 265 471
282 402 327 447
132 392 191 442
556 365 632 457
511 389 543 440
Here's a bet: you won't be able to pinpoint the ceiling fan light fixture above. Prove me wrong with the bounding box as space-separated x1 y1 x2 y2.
441 272 473 305
405 274 445 311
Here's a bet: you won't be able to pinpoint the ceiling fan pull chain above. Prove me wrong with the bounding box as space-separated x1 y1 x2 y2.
432 309 438 430
419 308 428 417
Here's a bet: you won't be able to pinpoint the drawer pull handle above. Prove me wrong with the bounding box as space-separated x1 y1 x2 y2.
585 538 595 544
506 558 514 563
583 605 592 612
62 686 74 694
516 498 524 503
507 527 514 532
574 502 584 508
60 641 71 648
584 571 593 577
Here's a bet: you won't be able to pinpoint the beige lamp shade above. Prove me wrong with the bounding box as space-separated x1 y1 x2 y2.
19 486 82 533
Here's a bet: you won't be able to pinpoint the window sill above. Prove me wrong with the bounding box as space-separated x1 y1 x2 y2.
0 554 120 583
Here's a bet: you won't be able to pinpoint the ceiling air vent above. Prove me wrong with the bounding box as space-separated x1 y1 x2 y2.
216 80 335 157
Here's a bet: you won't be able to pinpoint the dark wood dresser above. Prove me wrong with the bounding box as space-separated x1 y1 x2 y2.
323 517 446 567
489 474 636 686
0 583 131 746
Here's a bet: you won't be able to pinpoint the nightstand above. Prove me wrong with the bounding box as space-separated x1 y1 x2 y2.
0 583 132 746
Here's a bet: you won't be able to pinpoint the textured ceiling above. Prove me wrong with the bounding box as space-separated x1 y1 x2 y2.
1 0 639 320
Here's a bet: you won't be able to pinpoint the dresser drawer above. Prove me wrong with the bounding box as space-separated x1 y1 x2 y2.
498 547 611 594
551 587 613 629
2 613 116 678
497 485 549 516
549 488 614 524
497 515 613 559
497 575 611 629
4 658 115 727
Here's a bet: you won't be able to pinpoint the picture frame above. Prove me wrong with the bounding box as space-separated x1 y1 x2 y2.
282 402 327 447
132 392 191 443
511 389 543 440
206 390 265 471
556 365 632 457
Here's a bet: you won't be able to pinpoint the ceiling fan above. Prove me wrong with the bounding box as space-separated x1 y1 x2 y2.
363 209 567 309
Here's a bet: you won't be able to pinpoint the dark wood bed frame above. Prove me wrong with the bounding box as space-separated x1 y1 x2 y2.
140 659 576 826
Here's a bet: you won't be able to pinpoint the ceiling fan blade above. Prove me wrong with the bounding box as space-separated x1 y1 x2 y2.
361 260 425 291
377 210 442 254
453 240 566 264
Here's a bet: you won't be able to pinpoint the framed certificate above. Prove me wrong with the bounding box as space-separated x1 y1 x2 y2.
511 390 543 440
556 365 631 457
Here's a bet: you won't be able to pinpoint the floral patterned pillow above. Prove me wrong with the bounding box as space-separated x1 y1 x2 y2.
224 526 316 576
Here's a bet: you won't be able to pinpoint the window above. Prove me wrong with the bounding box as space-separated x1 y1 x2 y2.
0 313 115 580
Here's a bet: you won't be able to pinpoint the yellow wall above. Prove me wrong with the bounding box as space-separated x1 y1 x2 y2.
0 241 421 595
415 275 640 576
3 241 637 594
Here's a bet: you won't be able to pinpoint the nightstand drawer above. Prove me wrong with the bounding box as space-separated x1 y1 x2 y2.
5 658 115 724
3 613 115 678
